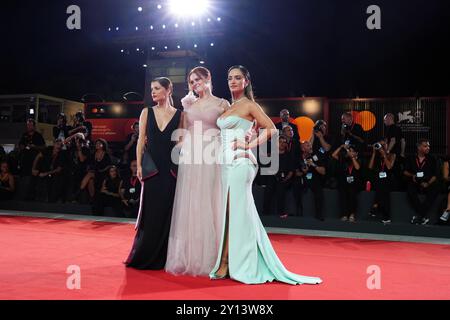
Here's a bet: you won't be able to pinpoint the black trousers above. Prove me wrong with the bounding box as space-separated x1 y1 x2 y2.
406 182 438 219
92 193 123 216
374 179 393 220
293 178 324 219
339 183 359 217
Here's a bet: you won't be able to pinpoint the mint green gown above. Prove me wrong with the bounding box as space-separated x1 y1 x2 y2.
210 116 323 285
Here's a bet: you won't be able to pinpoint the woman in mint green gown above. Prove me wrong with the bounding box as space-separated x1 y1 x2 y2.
210 65 322 285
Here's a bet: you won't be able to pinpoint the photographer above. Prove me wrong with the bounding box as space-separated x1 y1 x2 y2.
438 156 450 224
292 141 326 220
53 113 72 150
309 120 333 156
276 109 300 142
92 165 123 216
69 111 93 142
65 133 91 202
276 136 296 218
368 138 397 224
282 126 301 161
31 139 66 202
121 160 141 218
340 112 365 153
403 139 438 225
0 161 15 200
123 121 139 165
332 143 362 222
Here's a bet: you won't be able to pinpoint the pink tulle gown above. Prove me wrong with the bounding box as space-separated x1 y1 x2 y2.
165 97 227 276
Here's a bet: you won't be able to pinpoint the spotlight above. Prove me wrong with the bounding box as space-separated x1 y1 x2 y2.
143 64 148 68
168 0 209 17
162 24 166 29
210 42 214 47
138 7 143 12
177 45 181 49
120 49 124 53
217 17 221 21
136 48 140 51
135 26 139 31
150 25 154 30
157 4 162 9
151 47 155 50
194 44 198 48
116 27 119 31
164 46 168 50
108 27 111 31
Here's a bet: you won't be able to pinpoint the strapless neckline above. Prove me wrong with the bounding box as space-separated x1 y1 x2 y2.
217 115 253 123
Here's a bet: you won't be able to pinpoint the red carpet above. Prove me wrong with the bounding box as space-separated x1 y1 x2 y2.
0 215 449 300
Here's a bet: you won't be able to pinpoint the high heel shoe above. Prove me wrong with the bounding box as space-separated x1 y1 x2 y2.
210 258 229 280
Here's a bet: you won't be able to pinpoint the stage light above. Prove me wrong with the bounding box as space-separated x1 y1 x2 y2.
194 44 198 48
217 17 221 21
143 64 148 68
162 24 166 29
157 4 162 9
120 49 124 53
108 27 111 31
168 0 209 17
135 26 139 31
150 25 154 30
177 45 181 49
151 47 155 50
136 48 140 51
138 7 143 12
210 42 214 47
164 46 168 50
116 27 119 31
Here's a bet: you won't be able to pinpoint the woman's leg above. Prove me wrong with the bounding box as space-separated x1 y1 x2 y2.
215 191 230 277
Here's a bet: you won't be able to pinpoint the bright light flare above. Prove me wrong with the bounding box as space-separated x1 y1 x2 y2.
168 0 210 17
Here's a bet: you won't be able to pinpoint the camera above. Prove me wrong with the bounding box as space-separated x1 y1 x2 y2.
342 123 349 130
313 120 325 133
373 143 382 150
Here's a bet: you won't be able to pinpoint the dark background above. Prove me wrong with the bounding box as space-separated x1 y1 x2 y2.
1 0 449 101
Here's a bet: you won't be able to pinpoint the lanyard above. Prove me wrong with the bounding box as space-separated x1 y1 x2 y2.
130 176 138 187
347 164 354 175
416 157 426 170
380 160 386 172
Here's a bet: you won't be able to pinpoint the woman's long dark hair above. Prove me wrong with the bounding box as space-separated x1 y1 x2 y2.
152 77 174 107
227 65 255 102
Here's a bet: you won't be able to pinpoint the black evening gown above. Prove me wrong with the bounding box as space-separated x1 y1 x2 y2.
125 107 181 269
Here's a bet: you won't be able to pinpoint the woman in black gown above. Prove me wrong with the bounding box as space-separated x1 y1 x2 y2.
125 77 182 269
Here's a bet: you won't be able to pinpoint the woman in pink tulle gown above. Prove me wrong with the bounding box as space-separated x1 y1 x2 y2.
165 67 230 276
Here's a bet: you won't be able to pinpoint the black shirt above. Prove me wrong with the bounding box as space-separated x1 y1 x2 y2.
385 124 403 155
122 175 142 201
341 123 365 152
36 147 66 175
124 133 138 162
297 153 326 185
336 158 362 189
18 131 46 176
276 151 296 180
404 154 437 183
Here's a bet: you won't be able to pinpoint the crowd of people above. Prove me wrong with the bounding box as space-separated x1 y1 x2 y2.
0 107 449 226
260 109 450 226
0 111 141 218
